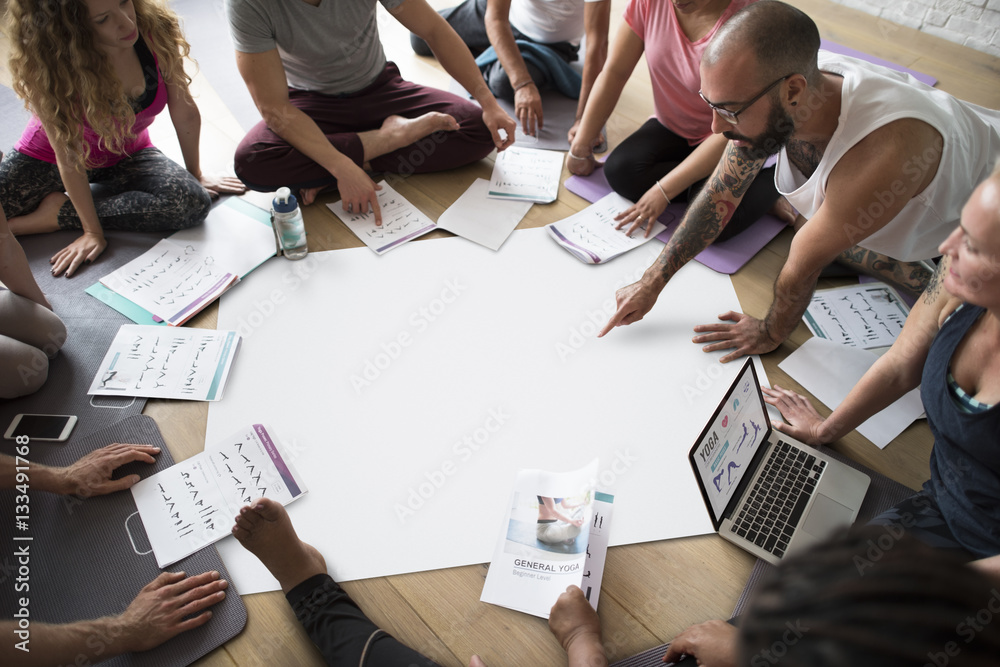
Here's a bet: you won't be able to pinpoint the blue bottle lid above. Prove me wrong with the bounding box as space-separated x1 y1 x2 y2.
272 187 299 213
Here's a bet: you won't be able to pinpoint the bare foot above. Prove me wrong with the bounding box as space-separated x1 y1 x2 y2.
299 185 334 207
232 497 326 593
8 192 68 235
381 113 460 148
769 196 797 226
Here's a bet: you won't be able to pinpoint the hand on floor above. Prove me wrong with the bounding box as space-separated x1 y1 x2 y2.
50 231 106 277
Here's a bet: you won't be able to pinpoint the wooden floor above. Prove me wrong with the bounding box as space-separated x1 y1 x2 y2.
44 0 1000 664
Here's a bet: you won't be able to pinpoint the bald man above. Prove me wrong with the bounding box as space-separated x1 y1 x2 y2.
599 0 1000 363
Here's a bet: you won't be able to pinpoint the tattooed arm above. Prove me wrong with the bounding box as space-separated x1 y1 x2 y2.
837 246 934 296
763 258 958 445
598 141 765 336
693 119 945 362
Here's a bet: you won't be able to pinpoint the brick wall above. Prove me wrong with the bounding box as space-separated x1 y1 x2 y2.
828 0 1000 57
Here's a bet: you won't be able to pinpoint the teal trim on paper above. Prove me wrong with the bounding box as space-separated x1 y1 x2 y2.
206 331 237 400
595 491 614 503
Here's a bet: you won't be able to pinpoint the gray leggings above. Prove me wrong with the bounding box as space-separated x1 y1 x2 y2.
0 290 66 399
0 148 211 232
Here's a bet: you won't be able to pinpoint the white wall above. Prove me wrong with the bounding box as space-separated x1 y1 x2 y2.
828 0 1000 58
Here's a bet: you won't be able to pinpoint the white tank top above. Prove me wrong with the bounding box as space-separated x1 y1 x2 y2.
775 52 1000 262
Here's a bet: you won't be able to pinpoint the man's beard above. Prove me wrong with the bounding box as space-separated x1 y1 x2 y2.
724 102 795 160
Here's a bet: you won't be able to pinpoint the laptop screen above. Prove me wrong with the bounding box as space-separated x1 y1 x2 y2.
689 360 770 523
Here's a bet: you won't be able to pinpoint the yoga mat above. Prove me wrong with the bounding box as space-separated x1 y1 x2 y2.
172 0 261 131
0 84 32 155
0 292 146 443
820 39 937 87
207 227 771 592
608 451 914 667
564 165 786 275
0 415 247 667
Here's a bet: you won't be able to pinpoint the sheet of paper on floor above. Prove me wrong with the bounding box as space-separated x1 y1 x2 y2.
803 283 909 349
436 179 532 251
488 147 563 203
779 337 924 449
208 228 770 593
327 180 437 254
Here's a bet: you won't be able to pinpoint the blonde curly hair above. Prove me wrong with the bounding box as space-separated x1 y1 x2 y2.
4 0 192 170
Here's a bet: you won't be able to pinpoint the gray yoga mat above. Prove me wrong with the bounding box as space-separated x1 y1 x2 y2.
0 84 32 156
1 230 167 442
609 451 915 667
0 414 247 666
173 0 261 132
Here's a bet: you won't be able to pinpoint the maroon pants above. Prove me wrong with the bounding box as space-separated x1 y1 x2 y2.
234 62 495 191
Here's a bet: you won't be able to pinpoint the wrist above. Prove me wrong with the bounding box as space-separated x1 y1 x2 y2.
34 463 70 495
568 143 594 161
564 630 606 666
640 267 668 291
513 80 535 92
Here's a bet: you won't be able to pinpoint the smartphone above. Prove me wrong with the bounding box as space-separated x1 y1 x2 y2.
4 414 78 442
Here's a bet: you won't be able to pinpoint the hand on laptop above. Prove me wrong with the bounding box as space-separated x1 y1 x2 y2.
662 619 738 667
761 385 829 447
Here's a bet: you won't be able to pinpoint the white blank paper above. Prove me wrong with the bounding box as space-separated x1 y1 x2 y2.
437 179 532 251
208 228 769 593
779 337 924 449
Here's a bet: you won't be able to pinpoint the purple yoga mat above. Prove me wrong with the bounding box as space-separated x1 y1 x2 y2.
564 166 787 275
820 39 937 87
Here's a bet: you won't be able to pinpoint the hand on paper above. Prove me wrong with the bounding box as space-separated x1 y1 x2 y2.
761 385 828 446
50 231 107 277
482 103 516 152
117 570 228 652
514 83 544 137
337 164 383 226
662 620 738 667
199 174 247 199
598 279 661 337
549 586 606 665
614 187 670 238
58 443 161 497
692 311 780 363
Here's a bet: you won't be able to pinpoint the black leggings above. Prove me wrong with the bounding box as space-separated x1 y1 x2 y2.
0 148 211 232
604 118 780 241
288 574 441 667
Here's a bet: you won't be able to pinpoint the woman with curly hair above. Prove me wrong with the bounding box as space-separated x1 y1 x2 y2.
0 0 244 277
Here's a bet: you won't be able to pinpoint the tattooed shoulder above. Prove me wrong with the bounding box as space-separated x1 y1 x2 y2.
922 258 947 305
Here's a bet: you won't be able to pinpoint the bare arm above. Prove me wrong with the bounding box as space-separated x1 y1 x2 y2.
48 135 107 278
567 21 643 174
764 258 958 445
0 571 227 666
394 0 515 149
166 75 245 198
598 140 764 336
573 1 611 134
0 212 49 308
1 443 160 495
483 0 543 135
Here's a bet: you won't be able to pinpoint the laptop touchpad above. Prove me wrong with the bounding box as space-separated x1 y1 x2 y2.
802 494 854 536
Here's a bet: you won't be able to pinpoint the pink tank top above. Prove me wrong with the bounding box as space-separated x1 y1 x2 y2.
15 39 168 168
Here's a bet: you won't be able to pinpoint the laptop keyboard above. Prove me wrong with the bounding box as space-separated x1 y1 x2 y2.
730 440 826 558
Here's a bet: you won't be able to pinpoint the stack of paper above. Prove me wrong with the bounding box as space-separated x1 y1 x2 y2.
488 147 563 204
88 325 241 401
88 199 277 326
132 424 307 568
100 239 239 327
547 192 666 264
329 179 532 254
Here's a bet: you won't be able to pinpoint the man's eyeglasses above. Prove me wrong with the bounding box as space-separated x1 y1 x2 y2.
699 74 793 125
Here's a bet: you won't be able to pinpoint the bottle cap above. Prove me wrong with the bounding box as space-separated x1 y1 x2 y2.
272 187 299 213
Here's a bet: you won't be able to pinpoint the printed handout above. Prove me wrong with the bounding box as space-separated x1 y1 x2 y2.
803 283 909 349
481 460 615 618
132 424 306 568
100 239 238 327
327 181 437 255
547 192 666 264
488 147 563 204
88 325 241 401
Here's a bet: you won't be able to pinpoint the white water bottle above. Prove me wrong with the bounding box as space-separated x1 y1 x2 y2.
272 187 308 260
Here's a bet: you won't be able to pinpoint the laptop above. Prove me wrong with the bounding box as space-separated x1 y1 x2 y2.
688 359 871 565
